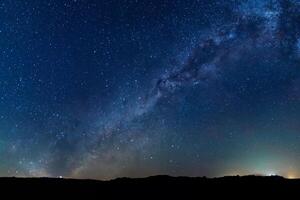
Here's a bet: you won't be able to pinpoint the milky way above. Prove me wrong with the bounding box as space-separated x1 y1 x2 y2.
1 0 300 179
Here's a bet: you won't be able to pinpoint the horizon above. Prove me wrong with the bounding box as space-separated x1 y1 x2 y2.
0 173 298 181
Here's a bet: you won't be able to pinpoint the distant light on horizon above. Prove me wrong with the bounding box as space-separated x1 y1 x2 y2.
267 172 277 177
286 173 298 179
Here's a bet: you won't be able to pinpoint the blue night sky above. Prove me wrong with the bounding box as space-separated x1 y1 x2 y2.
1 0 300 179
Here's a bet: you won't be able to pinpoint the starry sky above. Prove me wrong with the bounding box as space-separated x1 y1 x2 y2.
0 0 300 180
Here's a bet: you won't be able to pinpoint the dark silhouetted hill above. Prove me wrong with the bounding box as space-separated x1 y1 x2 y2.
1 175 299 198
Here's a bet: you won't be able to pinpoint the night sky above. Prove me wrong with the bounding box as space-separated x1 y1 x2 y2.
1 0 300 180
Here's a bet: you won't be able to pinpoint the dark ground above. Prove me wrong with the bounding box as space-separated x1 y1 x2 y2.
1 175 300 198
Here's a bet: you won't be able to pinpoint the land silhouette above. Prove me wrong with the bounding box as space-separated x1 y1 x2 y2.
1 175 299 197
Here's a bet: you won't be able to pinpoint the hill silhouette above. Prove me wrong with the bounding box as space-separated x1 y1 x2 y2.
1 175 299 197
